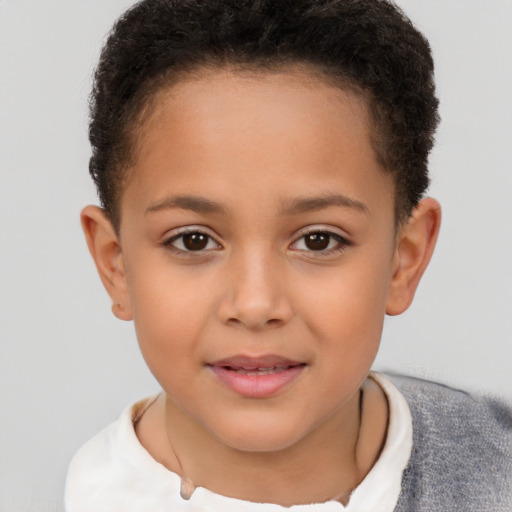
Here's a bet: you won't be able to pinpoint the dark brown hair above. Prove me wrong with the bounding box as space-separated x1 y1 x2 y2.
89 0 439 227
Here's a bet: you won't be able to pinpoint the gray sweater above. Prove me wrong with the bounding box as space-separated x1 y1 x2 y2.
390 375 512 511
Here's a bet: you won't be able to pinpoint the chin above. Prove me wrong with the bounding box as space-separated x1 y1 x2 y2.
211 418 312 454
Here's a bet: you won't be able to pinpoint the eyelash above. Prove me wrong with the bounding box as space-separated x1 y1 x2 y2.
163 228 221 254
290 229 353 256
162 228 352 256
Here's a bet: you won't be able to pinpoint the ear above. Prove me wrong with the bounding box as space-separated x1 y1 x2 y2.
386 197 441 316
81 205 133 321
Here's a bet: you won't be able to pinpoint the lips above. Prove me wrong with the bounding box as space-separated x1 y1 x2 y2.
228 366 292 375
208 355 306 398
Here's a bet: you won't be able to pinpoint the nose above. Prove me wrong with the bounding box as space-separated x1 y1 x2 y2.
217 248 293 331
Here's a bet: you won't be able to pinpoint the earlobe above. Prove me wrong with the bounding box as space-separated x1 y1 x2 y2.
386 197 441 316
81 205 133 321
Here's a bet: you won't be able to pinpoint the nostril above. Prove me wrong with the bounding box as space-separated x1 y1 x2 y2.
224 316 282 329
216 276 293 329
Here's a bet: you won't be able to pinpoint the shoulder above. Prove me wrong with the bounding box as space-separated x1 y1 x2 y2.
387 374 512 512
65 413 125 511
65 412 123 489
389 374 512 447
64 395 178 512
390 373 512 427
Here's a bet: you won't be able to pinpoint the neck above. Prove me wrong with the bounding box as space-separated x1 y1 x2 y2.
135 377 388 507
165 391 364 506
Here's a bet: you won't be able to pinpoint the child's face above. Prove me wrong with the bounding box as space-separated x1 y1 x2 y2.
116 69 399 451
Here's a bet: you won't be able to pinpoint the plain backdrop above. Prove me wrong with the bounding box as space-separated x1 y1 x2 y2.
1 1 511 510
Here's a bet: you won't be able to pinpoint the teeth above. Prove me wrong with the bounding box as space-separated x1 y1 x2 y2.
232 365 288 375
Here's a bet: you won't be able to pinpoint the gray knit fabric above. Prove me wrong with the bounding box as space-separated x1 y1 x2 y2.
389 375 512 511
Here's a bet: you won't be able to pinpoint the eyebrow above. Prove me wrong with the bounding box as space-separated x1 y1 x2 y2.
280 193 368 215
145 195 227 215
145 192 368 216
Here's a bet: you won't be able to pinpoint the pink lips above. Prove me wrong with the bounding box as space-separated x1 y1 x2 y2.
208 355 306 398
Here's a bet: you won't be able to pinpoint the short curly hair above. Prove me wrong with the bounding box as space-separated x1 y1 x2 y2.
89 0 439 228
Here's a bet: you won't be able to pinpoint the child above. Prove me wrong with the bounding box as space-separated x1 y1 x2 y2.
65 0 512 510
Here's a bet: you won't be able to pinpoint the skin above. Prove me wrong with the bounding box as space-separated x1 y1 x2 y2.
82 68 441 506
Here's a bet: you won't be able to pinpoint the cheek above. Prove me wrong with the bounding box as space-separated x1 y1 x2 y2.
299 266 390 403
125 262 215 367
297 253 393 353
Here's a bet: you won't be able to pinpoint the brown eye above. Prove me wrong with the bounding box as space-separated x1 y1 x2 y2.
182 232 209 251
304 233 331 251
165 230 220 252
291 229 352 254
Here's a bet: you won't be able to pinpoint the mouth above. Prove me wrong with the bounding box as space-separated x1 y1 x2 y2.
207 355 306 398
224 365 298 376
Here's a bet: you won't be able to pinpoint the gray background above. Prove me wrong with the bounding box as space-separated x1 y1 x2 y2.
1 1 511 510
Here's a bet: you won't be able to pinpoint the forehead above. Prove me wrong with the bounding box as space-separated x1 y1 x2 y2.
121 68 393 223
140 67 371 148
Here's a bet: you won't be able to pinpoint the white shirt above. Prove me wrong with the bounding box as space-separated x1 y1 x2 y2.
65 373 412 512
